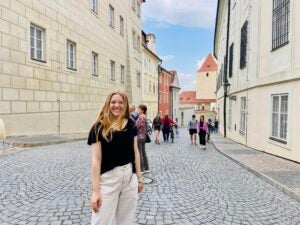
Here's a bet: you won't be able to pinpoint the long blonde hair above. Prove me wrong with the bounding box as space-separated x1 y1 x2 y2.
93 91 130 142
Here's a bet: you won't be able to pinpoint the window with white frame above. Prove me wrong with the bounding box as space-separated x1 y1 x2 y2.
110 60 115 80
137 72 141 87
132 30 136 49
120 16 124 36
137 35 140 51
120 65 125 83
92 52 98 76
91 0 97 13
239 97 247 134
67 40 76 69
30 24 44 61
109 5 114 28
271 94 288 142
228 99 232 129
137 0 141 17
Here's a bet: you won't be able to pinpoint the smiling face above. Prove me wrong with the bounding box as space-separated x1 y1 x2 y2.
109 94 125 119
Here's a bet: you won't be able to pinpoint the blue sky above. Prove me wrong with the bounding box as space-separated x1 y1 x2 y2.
142 0 218 91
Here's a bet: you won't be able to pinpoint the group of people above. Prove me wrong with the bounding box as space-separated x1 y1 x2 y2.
187 115 218 150
152 113 178 144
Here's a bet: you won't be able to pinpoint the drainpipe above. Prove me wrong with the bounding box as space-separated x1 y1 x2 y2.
223 0 231 138
157 60 162 114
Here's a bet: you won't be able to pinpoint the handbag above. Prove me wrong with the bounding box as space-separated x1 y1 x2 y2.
145 134 151 143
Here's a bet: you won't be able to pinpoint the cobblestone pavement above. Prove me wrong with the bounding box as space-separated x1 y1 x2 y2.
1 131 300 225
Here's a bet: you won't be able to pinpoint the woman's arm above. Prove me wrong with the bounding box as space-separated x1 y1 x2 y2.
134 136 143 193
91 142 102 212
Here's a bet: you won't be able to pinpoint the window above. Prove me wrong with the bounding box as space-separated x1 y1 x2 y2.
229 43 234 78
206 73 209 77
91 0 97 13
202 105 205 111
120 16 124 36
228 99 232 129
92 52 98 76
110 60 115 80
137 35 140 51
271 94 288 142
272 0 290 50
148 80 151 93
120 65 125 83
239 97 247 134
137 1 141 17
109 5 114 28
30 24 44 61
132 30 136 49
67 40 76 69
132 0 136 11
240 21 248 69
137 72 141 87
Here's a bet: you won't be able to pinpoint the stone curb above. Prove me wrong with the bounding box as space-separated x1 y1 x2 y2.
12 137 87 148
211 140 300 203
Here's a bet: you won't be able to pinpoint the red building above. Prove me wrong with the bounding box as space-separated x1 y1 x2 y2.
158 67 173 117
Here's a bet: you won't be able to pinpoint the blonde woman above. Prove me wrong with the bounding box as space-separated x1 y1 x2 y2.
88 91 143 225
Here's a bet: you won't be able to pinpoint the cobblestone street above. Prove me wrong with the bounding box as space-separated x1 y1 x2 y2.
1 130 300 225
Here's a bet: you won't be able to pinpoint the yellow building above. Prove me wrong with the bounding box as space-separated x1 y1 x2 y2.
141 32 161 121
0 0 145 135
214 0 300 162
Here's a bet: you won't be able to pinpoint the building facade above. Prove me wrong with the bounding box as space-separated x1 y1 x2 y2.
159 67 172 117
214 0 300 162
169 71 180 121
141 32 161 121
0 0 145 135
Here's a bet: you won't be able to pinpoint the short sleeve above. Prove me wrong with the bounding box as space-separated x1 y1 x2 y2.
87 123 101 145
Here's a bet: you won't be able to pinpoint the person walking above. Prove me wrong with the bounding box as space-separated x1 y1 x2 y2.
187 115 197 145
214 120 219 133
161 115 174 142
174 118 179 135
197 115 209 150
136 104 150 173
152 112 162 144
88 91 143 225
129 104 139 121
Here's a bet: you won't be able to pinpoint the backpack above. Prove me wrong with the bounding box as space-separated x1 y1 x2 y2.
163 120 169 129
136 117 147 140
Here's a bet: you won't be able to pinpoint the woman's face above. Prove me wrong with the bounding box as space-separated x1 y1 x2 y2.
137 107 142 114
110 94 125 118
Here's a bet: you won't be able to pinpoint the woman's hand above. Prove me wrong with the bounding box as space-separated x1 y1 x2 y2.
138 181 144 193
91 191 101 213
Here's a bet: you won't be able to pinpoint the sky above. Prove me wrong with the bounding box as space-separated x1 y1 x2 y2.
142 0 218 91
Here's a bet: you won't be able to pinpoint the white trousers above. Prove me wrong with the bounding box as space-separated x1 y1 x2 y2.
91 163 138 225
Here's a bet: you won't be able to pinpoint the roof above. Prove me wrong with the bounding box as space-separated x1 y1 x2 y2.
169 71 176 83
180 91 216 104
197 53 217 72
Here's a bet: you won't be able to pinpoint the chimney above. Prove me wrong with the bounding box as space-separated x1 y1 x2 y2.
146 33 156 53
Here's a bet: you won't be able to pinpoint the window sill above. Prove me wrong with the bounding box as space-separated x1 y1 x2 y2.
67 67 77 71
91 74 98 77
31 58 47 63
269 136 287 145
90 9 99 17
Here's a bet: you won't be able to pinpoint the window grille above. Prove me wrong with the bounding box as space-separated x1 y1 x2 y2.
240 21 248 69
229 43 234 78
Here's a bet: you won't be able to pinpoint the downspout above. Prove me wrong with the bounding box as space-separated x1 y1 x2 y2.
157 60 162 114
223 0 231 138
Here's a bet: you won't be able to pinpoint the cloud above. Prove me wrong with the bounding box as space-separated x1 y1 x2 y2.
161 55 175 62
177 72 196 91
142 0 218 28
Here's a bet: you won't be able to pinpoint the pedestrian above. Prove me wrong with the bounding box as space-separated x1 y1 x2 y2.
197 115 209 150
129 103 139 121
136 104 150 173
214 120 219 133
174 118 179 135
88 91 143 225
207 118 212 143
152 112 162 144
162 115 174 142
187 115 198 145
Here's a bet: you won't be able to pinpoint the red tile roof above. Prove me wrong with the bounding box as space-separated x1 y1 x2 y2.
197 53 217 72
168 70 177 83
180 91 216 104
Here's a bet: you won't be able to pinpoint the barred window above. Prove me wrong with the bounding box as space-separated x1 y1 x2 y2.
272 0 290 50
67 40 76 69
30 24 44 61
92 52 98 76
110 60 115 80
239 97 247 134
229 43 234 78
91 0 97 13
109 5 114 28
240 21 248 69
120 65 125 83
271 94 288 143
120 16 124 36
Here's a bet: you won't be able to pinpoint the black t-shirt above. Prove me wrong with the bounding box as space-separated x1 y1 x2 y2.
87 118 137 174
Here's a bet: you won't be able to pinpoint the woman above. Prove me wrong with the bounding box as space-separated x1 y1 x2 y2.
88 91 143 225
162 115 174 142
152 112 162 144
197 115 209 150
136 104 150 173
